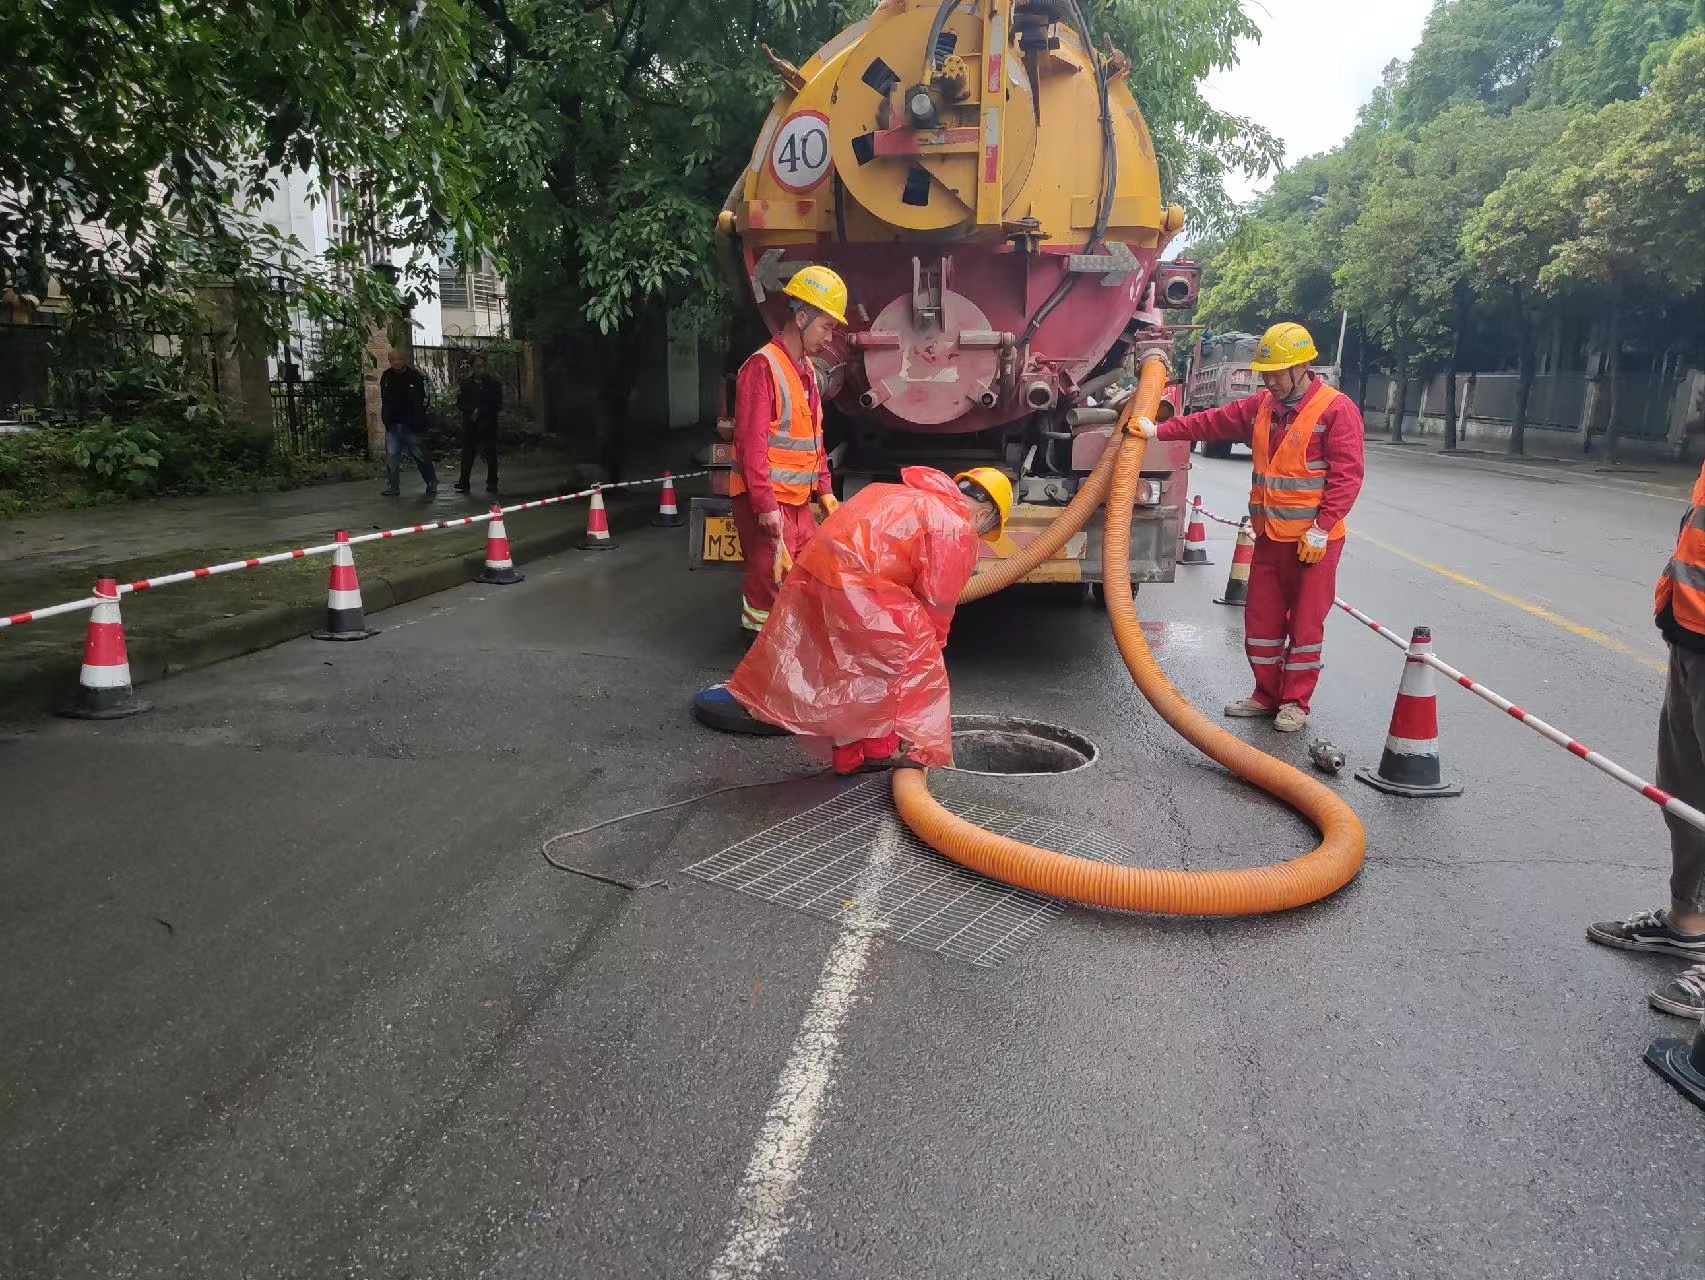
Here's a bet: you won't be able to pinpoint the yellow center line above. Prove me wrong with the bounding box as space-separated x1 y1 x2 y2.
1352 530 1668 676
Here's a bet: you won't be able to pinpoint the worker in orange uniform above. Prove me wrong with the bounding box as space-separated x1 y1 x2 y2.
1585 449 1705 1021
1135 322 1365 733
726 466 1013 774
729 265 847 639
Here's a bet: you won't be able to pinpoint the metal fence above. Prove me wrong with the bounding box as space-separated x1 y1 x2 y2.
270 380 365 457
412 343 523 406
1 321 218 422
1360 368 1694 441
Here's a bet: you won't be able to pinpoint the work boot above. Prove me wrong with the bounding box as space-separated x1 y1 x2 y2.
1224 697 1276 719
1650 964 1705 1018
1587 908 1705 961
1273 703 1308 733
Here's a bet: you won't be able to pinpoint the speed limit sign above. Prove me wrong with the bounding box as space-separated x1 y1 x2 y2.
769 111 832 193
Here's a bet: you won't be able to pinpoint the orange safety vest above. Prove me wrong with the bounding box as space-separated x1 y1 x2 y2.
1248 381 1347 542
1655 462 1705 634
730 342 823 506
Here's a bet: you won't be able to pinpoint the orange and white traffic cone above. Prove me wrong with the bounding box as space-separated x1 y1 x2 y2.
1215 519 1255 605
58 578 151 719
652 471 684 527
312 532 378 641
1178 495 1212 565
580 486 618 551
476 507 524 585
1356 625 1463 798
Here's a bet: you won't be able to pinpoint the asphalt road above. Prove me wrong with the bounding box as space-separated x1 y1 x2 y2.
3 446 1702 1279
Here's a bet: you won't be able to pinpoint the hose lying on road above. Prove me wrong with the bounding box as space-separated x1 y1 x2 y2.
891 354 1367 914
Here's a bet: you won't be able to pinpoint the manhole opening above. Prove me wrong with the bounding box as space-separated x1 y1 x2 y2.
949 715 1097 776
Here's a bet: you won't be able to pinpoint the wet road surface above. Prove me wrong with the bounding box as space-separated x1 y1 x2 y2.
3 446 1702 1279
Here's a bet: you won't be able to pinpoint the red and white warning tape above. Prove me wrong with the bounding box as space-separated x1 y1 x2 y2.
1189 498 1705 831
1332 599 1705 833
0 471 707 629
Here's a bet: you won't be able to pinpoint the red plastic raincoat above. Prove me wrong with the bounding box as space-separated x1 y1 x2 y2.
725 466 980 766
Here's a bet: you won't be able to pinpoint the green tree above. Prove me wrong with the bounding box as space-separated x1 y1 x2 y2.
1543 0 1703 106
1398 0 1565 124
0 1 487 324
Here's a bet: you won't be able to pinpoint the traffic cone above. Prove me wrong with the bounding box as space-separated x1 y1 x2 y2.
476 507 524 585
580 486 618 550
1179 495 1212 565
1355 626 1463 798
652 471 684 527
1215 519 1255 605
312 532 379 641
58 578 151 719
1645 1016 1705 1113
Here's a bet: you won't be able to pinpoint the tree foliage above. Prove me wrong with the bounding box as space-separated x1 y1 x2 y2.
0 1 486 328
1194 0 1705 452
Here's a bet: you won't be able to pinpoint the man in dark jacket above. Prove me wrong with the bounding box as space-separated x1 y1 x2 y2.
378 348 438 497
454 354 504 494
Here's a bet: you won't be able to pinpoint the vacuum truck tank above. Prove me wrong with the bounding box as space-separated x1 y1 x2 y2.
700 0 1201 594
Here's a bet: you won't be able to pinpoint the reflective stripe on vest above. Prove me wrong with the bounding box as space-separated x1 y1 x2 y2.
1248 382 1346 542
1655 462 1705 635
729 342 823 506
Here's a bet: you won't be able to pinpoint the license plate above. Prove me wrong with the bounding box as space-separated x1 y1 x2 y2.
702 514 744 563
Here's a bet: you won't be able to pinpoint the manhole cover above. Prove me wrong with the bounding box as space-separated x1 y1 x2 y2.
682 777 1132 967
949 715 1097 776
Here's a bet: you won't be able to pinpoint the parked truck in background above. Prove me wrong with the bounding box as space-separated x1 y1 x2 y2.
694 0 1203 598
1183 330 1342 459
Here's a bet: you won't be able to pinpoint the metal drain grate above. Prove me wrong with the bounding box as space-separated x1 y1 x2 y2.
682 777 1131 967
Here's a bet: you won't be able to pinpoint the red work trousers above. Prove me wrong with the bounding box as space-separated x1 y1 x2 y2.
729 494 818 633
1243 534 1345 713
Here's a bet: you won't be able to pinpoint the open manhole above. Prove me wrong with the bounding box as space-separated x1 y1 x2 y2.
949 715 1097 776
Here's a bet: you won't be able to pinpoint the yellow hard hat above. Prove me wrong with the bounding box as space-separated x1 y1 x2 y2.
1249 322 1318 372
782 264 848 326
955 466 1013 542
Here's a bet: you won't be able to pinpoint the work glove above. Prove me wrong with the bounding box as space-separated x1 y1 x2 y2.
1297 525 1329 565
772 539 795 586
817 492 839 517
1126 415 1158 440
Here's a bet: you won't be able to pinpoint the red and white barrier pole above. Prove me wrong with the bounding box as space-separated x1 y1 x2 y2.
1333 598 1705 833
0 470 708 629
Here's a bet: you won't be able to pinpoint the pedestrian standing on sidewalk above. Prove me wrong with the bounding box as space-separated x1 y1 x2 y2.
1586 452 1705 1018
728 265 845 639
379 348 438 497
1134 322 1364 733
454 354 504 494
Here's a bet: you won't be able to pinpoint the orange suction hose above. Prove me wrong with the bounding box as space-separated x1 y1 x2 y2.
892 353 1366 914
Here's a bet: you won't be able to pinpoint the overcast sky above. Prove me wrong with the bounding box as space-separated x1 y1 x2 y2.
1202 0 1437 203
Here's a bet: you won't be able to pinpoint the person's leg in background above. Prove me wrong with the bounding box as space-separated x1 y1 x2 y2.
1592 645 1705 1015
729 493 779 636
407 429 438 493
383 427 404 495
780 499 817 560
456 421 478 492
482 420 500 491
1229 535 1290 716
1277 537 1345 715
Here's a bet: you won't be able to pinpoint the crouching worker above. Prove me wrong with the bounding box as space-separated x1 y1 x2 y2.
725 466 1012 774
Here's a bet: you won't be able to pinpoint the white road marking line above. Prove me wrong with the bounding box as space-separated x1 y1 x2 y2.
706 822 897 1280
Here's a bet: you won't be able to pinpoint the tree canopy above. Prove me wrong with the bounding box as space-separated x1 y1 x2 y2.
1194 0 1705 451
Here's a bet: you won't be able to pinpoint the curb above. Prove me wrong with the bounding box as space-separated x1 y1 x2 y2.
0 490 681 721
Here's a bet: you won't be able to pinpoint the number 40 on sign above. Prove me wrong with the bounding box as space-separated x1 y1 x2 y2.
770 111 831 193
